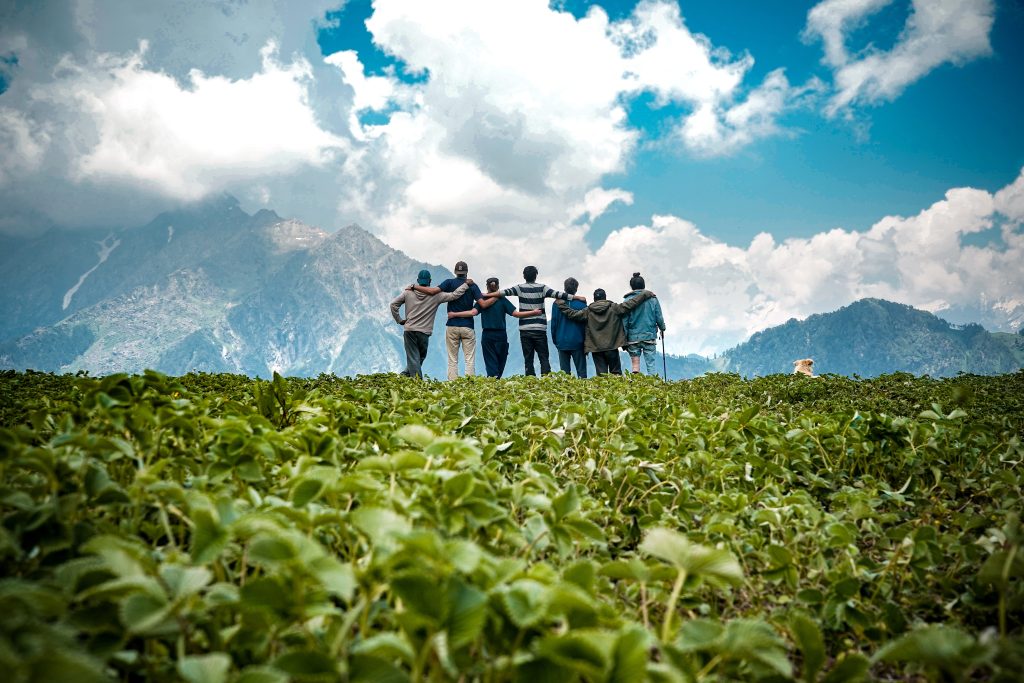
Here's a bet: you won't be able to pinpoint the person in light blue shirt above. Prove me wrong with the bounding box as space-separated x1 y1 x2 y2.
550 277 588 377
622 272 665 375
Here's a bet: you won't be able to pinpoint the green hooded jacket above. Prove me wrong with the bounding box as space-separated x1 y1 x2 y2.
555 290 654 353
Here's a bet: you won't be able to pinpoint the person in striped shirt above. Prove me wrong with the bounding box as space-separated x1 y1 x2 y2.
481 265 586 376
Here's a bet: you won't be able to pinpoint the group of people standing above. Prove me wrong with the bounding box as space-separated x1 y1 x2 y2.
390 261 666 380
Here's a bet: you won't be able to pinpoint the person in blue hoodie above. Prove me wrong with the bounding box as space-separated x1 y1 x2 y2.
622 272 666 375
549 277 588 377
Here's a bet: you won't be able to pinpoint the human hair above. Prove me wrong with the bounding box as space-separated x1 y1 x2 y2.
486 277 499 293
563 277 579 294
593 288 606 301
629 272 645 290
523 265 538 283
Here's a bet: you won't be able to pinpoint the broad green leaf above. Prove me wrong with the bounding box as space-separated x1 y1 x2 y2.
351 506 411 541
396 424 434 447
391 571 448 622
871 625 980 667
789 611 826 683
500 579 549 628
610 626 650 683
640 528 743 585
191 509 229 564
349 654 410 683
120 592 175 635
235 667 288 683
552 485 581 520
350 633 415 664
537 629 615 679
446 580 488 648
309 556 356 602
291 477 324 507
177 654 230 683
272 651 338 679
821 653 870 683
160 564 212 600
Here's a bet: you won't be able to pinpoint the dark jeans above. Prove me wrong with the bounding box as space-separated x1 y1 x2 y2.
481 329 510 378
557 348 587 378
402 331 430 378
520 330 551 376
592 349 622 375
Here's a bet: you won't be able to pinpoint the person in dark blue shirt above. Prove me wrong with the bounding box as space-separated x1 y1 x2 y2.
550 277 588 377
412 260 485 379
448 276 542 377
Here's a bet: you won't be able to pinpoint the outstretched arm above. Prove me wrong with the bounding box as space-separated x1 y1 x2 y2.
555 300 587 321
436 282 470 302
511 309 544 319
448 309 479 319
475 296 498 309
613 290 655 315
410 284 441 295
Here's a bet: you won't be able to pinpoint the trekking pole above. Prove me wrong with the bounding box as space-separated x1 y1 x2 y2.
661 330 668 381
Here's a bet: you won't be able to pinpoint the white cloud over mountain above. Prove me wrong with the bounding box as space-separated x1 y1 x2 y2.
583 170 1024 353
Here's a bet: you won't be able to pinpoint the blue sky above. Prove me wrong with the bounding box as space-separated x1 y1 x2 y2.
318 0 1024 247
1 0 1022 352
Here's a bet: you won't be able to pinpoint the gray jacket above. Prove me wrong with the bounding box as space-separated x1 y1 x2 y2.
390 282 469 334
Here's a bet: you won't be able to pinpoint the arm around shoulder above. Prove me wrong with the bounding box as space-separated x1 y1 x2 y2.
437 281 470 302
556 299 587 321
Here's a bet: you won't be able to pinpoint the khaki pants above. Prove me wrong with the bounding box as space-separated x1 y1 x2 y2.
445 327 476 380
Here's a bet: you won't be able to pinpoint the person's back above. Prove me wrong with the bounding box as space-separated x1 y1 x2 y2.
390 270 469 378
622 272 665 375
494 265 575 376
550 277 587 377
556 287 654 375
435 261 484 379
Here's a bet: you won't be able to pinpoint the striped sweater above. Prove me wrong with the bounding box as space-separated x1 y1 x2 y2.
501 282 571 332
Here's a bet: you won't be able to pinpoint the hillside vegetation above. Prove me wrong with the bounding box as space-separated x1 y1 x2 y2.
720 299 1023 377
1 369 1022 682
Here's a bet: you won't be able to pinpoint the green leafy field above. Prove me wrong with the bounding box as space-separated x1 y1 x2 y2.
1 369 1022 682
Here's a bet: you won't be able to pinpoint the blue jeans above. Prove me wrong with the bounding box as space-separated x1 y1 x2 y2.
557 348 587 378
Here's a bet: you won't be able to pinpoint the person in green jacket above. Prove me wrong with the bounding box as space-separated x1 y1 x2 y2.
555 288 655 375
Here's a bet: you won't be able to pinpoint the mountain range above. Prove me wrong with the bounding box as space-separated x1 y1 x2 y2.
1 197 1022 380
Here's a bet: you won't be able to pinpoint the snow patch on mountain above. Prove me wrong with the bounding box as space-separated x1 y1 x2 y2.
63 234 121 310
167 225 174 244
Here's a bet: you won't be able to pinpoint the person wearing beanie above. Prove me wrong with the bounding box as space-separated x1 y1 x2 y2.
411 260 485 380
622 272 666 375
390 269 469 378
555 287 655 375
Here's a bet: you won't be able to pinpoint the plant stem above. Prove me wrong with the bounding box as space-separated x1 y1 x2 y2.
661 568 687 642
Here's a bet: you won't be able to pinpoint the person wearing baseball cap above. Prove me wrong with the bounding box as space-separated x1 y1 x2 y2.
411 260 486 380
390 269 469 378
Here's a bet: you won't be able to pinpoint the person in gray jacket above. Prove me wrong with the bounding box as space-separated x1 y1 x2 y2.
390 269 469 378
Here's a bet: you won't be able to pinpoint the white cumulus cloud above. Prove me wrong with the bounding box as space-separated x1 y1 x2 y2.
580 170 1023 354
805 0 996 114
36 41 345 200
